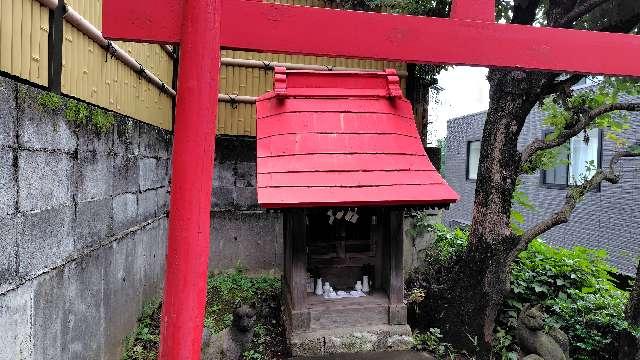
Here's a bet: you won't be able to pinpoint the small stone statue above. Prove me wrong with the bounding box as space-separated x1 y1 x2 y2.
516 304 569 360
201 302 256 360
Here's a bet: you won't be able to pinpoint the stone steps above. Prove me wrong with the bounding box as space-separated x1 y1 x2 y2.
291 350 435 360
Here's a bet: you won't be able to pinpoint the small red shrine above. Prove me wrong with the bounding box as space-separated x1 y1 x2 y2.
256 68 458 354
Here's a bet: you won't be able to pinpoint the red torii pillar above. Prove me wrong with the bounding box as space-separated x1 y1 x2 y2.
102 0 640 358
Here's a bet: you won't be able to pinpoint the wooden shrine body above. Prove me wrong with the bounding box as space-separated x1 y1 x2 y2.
101 0 640 359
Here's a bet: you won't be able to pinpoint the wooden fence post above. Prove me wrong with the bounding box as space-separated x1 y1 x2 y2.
47 0 64 93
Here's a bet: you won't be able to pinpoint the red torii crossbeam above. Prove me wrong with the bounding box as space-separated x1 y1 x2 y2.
102 0 640 359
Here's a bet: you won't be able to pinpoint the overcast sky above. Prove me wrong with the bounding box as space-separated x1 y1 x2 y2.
428 66 490 143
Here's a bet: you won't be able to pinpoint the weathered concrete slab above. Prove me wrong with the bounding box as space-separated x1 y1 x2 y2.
0 217 18 287
139 124 171 159
18 151 73 212
0 147 16 216
113 154 139 194
32 269 66 360
63 253 105 359
292 351 435 360
138 189 158 223
75 152 113 202
139 157 168 191
18 206 74 278
112 193 138 233
0 76 16 147
0 282 34 360
234 186 258 209
157 187 170 214
290 325 413 357
212 185 235 209
74 198 113 251
77 120 113 154
113 118 139 156
102 237 140 360
17 84 76 152
209 210 283 273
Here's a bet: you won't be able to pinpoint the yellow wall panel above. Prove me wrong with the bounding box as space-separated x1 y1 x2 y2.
214 0 408 136
217 48 407 136
2 0 409 135
0 0 48 86
62 0 174 130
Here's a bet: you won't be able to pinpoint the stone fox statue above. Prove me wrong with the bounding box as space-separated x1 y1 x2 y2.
201 302 256 360
516 304 569 360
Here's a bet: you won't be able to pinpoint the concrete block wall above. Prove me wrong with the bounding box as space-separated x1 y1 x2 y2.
444 92 640 275
0 75 171 360
209 136 283 273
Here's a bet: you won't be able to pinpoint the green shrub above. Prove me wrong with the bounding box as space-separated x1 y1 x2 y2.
92 108 116 134
122 268 286 360
122 299 162 360
496 239 630 360
408 223 632 360
64 99 90 125
413 328 456 359
426 223 468 263
38 92 63 112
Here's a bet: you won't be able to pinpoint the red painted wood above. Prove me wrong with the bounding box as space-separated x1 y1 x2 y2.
103 0 182 43
258 133 425 157
222 0 640 77
258 170 442 187
451 0 495 22
256 69 458 208
256 96 414 120
258 154 435 173
258 112 419 139
105 0 640 76
157 0 221 359
258 184 460 208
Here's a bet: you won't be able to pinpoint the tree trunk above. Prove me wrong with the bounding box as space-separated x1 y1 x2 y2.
422 69 553 357
619 263 640 359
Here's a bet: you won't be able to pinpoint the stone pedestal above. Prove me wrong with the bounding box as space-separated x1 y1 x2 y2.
289 324 413 357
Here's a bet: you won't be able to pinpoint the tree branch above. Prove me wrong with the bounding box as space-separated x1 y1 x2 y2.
521 102 640 166
512 0 543 25
517 150 639 250
541 74 586 97
556 0 611 27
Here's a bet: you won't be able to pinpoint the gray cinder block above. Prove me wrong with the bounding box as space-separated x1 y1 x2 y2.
18 206 74 278
112 193 138 233
0 76 16 147
0 217 18 287
113 154 139 195
75 152 113 202
0 148 16 216
18 151 73 213
18 85 76 152
74 198 113 251
138 189 158 223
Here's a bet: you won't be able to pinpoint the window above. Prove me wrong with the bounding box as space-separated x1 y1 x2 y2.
569 128 600 185
466 141 481 180
542 148 569 187
542 128 600 187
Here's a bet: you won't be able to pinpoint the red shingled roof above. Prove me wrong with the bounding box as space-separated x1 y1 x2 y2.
255 68 459 208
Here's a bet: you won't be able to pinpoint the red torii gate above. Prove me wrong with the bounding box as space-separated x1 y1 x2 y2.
102 0 640 359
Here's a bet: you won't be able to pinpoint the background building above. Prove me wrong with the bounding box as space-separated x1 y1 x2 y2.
444 86 640 275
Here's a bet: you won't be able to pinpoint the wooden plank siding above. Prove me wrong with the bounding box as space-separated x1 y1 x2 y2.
0 0 49 86
218 49 407 137
62 0 174 130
